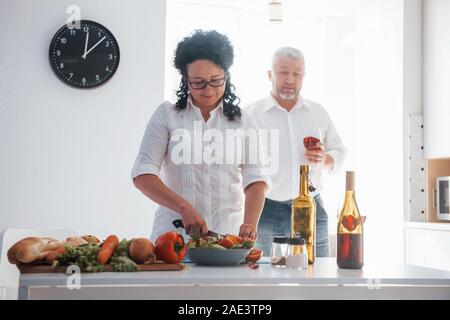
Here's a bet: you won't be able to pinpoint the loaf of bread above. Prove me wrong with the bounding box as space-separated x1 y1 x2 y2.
65 236 88 247
7 237 65 264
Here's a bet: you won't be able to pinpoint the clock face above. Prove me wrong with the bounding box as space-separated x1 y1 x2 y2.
49 20 120 88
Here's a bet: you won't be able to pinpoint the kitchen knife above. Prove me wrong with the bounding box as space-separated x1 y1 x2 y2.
172 219 221 238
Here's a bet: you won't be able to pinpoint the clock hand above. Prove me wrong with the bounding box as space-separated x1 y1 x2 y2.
82 36 106 59
82 32 89 59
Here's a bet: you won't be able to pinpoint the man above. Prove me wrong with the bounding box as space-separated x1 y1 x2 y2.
247 47 346 257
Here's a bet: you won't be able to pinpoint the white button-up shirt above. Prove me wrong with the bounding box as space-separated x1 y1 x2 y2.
246 95 346 202
132 97 270 241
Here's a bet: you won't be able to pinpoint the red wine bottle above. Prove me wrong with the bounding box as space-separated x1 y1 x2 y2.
337 171 364 269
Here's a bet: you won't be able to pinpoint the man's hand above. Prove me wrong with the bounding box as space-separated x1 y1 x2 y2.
305 142 326 164
305 142 334 170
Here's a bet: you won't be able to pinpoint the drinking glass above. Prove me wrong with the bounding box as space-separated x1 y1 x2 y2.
303 127 323 151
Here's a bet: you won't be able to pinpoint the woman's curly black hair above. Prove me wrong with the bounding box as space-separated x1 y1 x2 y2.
173 30 241 121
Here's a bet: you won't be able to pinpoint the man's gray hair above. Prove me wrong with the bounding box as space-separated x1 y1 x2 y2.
272 47 304 69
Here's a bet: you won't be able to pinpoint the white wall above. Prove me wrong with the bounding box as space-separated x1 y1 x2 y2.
403 0 423 224
0 0 166 239
423 0 450 159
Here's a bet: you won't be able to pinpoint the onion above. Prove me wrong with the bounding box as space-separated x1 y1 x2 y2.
129 238 156 264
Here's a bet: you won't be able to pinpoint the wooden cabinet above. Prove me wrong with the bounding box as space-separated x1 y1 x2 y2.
426 159 450 222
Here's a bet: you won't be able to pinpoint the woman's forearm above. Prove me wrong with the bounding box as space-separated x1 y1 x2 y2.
133 174 191 215
243 181 267 227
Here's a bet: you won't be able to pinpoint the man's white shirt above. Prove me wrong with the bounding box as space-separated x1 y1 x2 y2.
246 95 346 201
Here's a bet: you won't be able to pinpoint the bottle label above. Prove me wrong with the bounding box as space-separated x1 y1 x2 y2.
292 207 313 239
342 215 359 231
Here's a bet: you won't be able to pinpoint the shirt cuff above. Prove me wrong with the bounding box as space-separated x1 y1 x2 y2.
326 150 344 175
242 173 271 194
131 162 161 180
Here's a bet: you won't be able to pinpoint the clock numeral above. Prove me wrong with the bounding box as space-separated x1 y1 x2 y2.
70 30 76 36
98 32 102 37
61 38 67 44
56 50 61 56
82 77 87 85
69 73 74 79
60 62 64 69
108 54 113 60
83 26 89 33
106 66 110 72
105 41 110 47
96 75 100 81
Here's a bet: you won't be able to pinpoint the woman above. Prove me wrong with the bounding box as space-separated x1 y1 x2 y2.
131 30 269 241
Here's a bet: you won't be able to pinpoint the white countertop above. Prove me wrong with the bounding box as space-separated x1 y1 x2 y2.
18 258 450 299
19 258 450 286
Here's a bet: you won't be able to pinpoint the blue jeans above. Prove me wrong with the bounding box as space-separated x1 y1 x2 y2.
256 195 330 257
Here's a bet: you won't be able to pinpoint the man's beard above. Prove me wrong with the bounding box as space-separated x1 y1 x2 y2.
278 91 298 100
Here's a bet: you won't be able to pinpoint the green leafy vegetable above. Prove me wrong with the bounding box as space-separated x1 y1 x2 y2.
56 243 104 273
114 239 132 257
187 235 254 249
110 256 140 272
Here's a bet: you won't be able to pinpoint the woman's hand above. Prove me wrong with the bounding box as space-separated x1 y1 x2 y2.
134 175 209 237
239 223 258 241
241 181 266 241
180 204 208 237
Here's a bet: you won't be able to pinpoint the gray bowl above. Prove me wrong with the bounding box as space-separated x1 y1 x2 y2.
186 248 251 266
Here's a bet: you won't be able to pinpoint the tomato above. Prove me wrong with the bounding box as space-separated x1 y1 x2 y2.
154 231 186 263
239 236 254 249
225 234 242 244
218 238 234 249
247 248 262 262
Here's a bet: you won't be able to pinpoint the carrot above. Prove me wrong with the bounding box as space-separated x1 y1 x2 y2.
96 235 119 265
45 246 65 265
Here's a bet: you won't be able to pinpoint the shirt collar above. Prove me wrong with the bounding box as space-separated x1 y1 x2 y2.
187 95 224 114
263 94 309 113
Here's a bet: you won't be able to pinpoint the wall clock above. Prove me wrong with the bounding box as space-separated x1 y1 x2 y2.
49 20 120 88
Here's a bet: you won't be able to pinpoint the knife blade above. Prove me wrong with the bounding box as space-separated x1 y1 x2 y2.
172 219 221 238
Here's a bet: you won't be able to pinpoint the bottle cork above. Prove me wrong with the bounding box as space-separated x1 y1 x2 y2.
346 171 355 191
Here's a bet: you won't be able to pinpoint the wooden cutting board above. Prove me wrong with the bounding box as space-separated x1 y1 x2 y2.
17 260 185 273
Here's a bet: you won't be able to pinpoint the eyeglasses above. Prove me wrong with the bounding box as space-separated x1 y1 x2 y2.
186 76 226 90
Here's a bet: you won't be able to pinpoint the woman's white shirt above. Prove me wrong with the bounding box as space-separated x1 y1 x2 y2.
131 97 269 242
